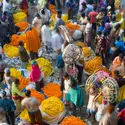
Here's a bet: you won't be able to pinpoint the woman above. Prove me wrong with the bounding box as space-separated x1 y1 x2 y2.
85 17 92 47
99 104 118 125
30 61 44 91
12 79 25 115
20 0 28 16
65 78 84 115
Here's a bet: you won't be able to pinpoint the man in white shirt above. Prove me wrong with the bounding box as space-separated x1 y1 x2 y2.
41 21 52 44
3 0 11 12
21 90 43 125
51 28 64 52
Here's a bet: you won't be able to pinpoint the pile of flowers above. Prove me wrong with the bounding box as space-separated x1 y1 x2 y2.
61 116 87 125
41 97 64 117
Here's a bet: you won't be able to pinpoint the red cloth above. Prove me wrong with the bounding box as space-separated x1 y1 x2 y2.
89 11 98 23
30 65 41 82
118 108 125 122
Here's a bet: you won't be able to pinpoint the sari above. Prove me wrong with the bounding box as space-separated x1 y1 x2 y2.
20 0 28 16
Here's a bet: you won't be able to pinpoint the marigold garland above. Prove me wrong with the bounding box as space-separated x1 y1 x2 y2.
42 83 63 98
19 76 30 91
13 12 27 23
82 47 91 58
26 28 41 52
10 34 27 46
16 21 29 31
85 56 102 74
29 89 45 102
66 22 80 30
61 116 87 125
10 68 22 79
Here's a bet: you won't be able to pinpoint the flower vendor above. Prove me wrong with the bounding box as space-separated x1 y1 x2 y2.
12 79 25 115
18 41 29 69
21 90 43 124
30 61 44 91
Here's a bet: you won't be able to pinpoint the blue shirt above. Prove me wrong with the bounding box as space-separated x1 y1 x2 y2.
56 53 64 69
0 98 16 112
115 40 125 51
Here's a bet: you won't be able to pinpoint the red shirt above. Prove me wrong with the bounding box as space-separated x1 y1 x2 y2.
89 11 98 23
118 108 125 122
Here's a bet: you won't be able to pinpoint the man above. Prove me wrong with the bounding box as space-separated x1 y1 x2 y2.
89 6 98 31
81 2 93 16
0 91 16 125
18 41 29 69
52 28 64 52
21 90 42 125
54 13 65 30
41 21 52 52
0 55 7 82
56 49 64 81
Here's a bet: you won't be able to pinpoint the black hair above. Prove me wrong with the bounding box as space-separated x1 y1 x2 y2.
14 79 19 84
114 70 119 76
36 13 40 18
93 6 97 11
82 2 86 7
63 72 69 78
57 13 62 18
44 21 50 25
111 15 116 21
87 17 91 22
19 41 24 46
25 90 31 97
81 12 85 18
119 53 124 59
115 24 121 29
97 31 102 35
116 36 120 41
41 9 45 15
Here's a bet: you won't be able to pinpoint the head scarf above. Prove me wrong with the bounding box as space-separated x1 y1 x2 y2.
30 61 41 82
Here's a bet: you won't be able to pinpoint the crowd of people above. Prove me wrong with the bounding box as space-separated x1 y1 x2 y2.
0 0 125 125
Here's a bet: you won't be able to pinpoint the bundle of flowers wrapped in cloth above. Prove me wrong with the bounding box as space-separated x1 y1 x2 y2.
3 44 19 58
84 56 102 75
40 96 66 124
13 12 27 23
9 34 27 46
27 58 53 77
42 82 63 98
61 116 87 125
16 21 29 32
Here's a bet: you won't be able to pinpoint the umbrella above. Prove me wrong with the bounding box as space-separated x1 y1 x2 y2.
62 44 82 65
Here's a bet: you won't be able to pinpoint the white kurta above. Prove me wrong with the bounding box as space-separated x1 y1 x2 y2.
51 33 64 51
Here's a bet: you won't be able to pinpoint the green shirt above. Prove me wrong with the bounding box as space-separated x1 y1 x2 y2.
11 82 25 97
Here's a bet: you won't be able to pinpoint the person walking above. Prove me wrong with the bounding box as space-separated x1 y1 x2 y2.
18 41 29 69
0 91 16 125
21 90 43 125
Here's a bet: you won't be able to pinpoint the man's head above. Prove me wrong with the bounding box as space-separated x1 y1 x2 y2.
25 90 31 97
36 13 41 19
19 41 24 47
63 72 70 80
44 21 50 26
14 79 20 86
57 13 62 19
119 53 124 61
82 2 87 9
56 48 61 55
